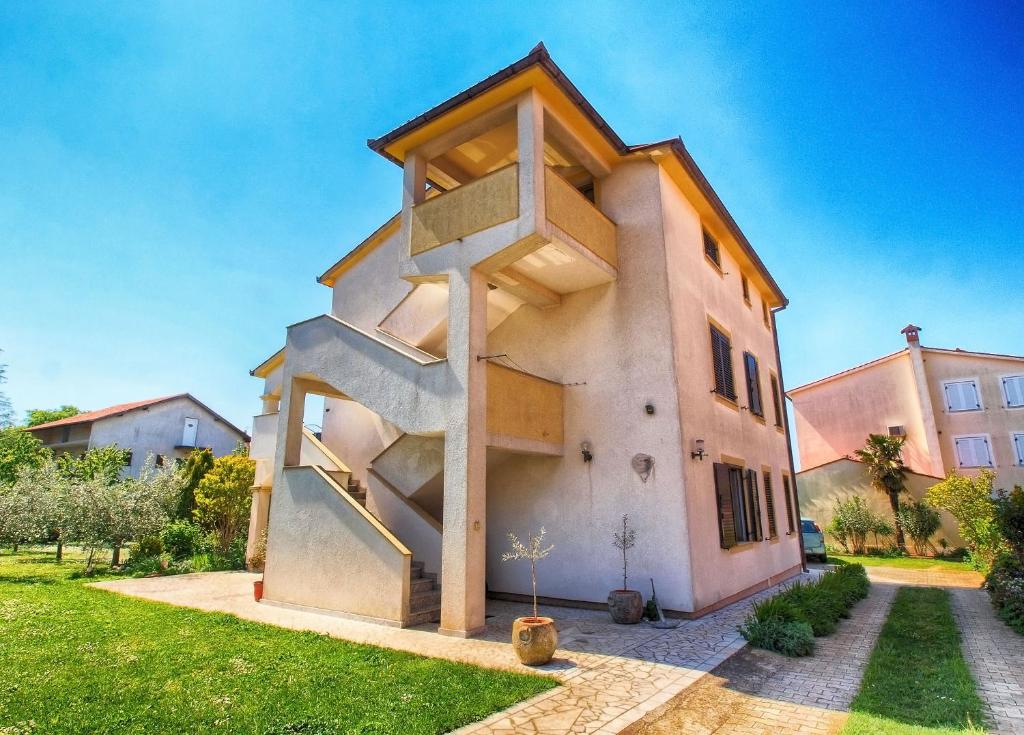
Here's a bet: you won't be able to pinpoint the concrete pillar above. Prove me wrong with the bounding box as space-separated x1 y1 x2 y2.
400 151 427 253
516 90 546 239
261 393 280 414
439 266 488 637
245 487 271 569
275 376 306 471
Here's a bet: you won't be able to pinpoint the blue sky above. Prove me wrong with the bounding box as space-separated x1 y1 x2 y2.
2 1 1021 434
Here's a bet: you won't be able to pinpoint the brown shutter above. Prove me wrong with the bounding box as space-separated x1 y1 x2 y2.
783 475 795 534
744 352 763 416
714 462 737 549
770 375 783 427
763 471 777 539
746 469 763 541
710 326 737 400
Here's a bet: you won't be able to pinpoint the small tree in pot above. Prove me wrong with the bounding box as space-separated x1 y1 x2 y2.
608 515 644 624
502 527 557 665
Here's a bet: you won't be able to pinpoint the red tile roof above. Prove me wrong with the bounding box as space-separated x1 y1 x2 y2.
25 395 182 431
25 394 249 441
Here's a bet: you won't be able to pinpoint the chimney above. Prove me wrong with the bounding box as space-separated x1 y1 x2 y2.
900 323 922 346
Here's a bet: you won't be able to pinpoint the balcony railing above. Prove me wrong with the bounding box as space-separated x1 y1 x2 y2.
410 163 519 256
486 362 563 451
544 167 617 269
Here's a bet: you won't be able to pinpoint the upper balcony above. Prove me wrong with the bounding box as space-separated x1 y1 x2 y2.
393 89 618 304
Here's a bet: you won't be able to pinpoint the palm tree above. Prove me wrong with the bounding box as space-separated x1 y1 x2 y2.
855 434 908 551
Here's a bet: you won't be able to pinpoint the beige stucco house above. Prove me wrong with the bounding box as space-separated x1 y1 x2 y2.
26 394 249 477
246 45 803 636
790 325 1024 548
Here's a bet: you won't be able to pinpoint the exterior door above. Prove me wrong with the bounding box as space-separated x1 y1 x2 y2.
182 417 198 448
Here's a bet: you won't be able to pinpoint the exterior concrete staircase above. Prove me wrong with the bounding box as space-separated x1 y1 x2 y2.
339 474 441 625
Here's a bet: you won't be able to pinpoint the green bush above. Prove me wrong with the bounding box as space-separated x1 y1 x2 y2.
827 497 893 554
740 564 869 656
131 535 163 559
740 617 815 657
160 520 207 560
986 552 1024 635
995 486 1024 561
896 499 942 556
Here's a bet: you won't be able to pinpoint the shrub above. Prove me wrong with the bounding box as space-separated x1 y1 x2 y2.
986 552 1024 635
161 519 207 559
193 455 254 553
927 470 1004 571
827 497 892 554
740 617 815 657
896 500 942 556
740 564 869 656
130 535 163 559
995 486 1024 562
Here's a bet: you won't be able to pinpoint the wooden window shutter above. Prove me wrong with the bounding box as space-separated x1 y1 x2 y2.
783 475 795 534
1014 433 1024 465
763 471 777 539
745 469 763 541
945 381 980 411
714 462 738 549
703 228 721 266
710 326 737 400
771 375 783 427
744 352 763 416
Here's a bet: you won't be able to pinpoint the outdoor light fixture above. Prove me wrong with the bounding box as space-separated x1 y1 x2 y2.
580 441 593 463
645 403 655 415
690 439 706 461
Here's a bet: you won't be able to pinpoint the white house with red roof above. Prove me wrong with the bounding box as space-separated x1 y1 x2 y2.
26 394 249 476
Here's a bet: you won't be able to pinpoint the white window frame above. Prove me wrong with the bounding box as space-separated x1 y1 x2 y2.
1000 374 1024 409
1012 432 1024 466
952 433 995 468
942 378 983 413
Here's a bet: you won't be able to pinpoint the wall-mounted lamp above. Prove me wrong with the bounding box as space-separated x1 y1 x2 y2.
690 438 706 461
645 402 655 415
580 441 593 463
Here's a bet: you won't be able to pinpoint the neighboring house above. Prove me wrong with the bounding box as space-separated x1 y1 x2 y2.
790 325 1024 546
246 44 802 635
26 394 249 476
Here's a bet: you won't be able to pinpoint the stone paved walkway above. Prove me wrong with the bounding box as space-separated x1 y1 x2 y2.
950 587 1024 735
92 570 814 734
621 581 897 735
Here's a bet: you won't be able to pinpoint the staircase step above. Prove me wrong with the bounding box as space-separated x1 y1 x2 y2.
406 607 441 626
410 577 434 594
410 589 442 612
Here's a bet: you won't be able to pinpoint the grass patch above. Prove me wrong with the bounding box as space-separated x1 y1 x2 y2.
841 587 986 735
831 554 975 573
0 550 555 735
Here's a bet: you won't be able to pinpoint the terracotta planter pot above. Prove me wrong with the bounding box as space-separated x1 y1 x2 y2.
512 617 557 666
607 589 643 624
253 579 264 602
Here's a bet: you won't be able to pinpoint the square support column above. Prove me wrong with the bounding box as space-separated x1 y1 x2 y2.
439 266 488 637
516 89 546 240
245 486 271 569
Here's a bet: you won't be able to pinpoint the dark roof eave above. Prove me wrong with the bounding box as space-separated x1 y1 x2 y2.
367 42 627 157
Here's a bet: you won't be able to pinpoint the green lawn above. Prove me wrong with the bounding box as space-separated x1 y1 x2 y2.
841 587 986 735
830 554 976 573
0 550 555 735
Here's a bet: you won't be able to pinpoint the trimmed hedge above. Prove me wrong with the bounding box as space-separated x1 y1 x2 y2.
740 563 869 656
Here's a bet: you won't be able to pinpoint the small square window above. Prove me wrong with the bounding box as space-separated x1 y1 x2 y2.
703 228 721 267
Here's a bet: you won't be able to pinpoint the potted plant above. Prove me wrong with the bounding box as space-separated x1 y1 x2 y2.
502 527 557 665
608 515 643 624
250 529 268 601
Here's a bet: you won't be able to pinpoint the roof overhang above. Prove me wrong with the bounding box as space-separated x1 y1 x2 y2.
367 43 624 170
318 214 401 287
250 348 285 378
